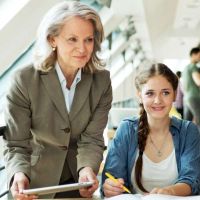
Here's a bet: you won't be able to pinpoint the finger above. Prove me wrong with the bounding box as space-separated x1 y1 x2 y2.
79 178 97 197
79 175 98 190
105 178 123 188
79 182 98 198
103 181 124 194
117 178 125 185
79 171 99 195
103 184 124 198
156 188 170 195
150 187 159 194
104 189 124 197
79 187 93 198
11 182 37 200
11 181 21 199
15 193 38 200
17 178 28 193
79 168 99 198
79 175 88 182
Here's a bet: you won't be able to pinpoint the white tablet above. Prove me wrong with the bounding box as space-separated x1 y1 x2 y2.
22 181 93 195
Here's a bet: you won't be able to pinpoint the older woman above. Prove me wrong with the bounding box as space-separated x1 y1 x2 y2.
4 1 112 199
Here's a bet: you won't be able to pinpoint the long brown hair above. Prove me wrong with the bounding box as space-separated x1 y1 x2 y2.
134 62 178 192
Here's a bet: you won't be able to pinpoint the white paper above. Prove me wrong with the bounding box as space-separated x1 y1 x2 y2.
105 194 200 200
105 194 142 200
22 181 93 195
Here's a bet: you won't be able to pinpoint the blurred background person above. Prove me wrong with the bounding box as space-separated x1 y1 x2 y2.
173 71 184 118
182 47 200 127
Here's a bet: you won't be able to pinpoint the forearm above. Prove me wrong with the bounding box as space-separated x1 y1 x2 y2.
4 137 32 186
4 151 31 187
77 144 104 174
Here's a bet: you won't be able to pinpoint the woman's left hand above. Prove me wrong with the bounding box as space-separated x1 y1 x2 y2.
150 187 175 195
78 167 98 198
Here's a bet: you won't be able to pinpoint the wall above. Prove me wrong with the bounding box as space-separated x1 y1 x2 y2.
0 0 62 75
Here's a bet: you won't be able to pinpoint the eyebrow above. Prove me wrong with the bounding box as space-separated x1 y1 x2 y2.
145 88 172 92
67 34 94 38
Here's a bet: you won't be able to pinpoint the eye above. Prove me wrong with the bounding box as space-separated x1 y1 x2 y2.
67 37 77 42
145 91 154 97
162 91 170 96
85 37 94 43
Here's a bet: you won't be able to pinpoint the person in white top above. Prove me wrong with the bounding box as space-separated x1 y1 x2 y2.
101 62 200 197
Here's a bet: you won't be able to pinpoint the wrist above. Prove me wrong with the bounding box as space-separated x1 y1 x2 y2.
78 167 85 177
165 186 176 195
78 166 93 177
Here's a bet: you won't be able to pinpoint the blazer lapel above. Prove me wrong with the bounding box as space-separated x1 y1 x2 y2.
69 72 92 121
40 69 69 123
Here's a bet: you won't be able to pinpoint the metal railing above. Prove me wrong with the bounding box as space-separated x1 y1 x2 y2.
0 125 9 198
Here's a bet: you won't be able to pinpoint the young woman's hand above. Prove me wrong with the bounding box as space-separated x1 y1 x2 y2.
150 183 191 196
103 177 125 197
150 187 175 195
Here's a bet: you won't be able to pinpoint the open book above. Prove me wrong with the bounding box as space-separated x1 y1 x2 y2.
105 194 200 200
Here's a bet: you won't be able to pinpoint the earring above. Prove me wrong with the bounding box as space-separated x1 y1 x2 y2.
52 47 56 51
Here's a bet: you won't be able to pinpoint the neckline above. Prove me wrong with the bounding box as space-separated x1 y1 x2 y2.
143 149 175 164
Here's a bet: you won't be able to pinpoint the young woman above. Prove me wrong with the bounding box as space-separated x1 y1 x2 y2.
101 63 200 197
4 1 112 200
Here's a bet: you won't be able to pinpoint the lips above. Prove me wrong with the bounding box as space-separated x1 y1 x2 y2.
74 56 87 59
152 106 164 111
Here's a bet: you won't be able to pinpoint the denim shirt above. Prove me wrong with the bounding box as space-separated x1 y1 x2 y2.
101 117 200 195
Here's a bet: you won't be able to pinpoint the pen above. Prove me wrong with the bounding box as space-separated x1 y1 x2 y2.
105 172 131 194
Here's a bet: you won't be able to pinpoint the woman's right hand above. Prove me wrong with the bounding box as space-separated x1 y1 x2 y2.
103 177 125 197
11 172 38 200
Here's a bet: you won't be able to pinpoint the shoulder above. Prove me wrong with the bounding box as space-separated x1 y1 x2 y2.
171 117 199 139
89 69 111 94
190 64 200 72
83 69 110 86
120 117 139 127
171 116 195 130
12 64 39 83
182 120 199 138
115 117 139 139
92 69 110 83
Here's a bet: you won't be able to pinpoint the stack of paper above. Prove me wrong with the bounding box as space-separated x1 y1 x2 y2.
105 194 200 200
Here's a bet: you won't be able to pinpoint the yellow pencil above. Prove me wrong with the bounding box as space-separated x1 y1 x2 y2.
105 172 131 194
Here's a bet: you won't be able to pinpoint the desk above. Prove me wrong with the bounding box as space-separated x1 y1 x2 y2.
41 197 101 200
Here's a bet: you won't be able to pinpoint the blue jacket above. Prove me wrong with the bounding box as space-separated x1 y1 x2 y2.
101 117 200 195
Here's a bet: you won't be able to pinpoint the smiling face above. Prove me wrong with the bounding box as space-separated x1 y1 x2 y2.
138 75 176 121
49 16 94 71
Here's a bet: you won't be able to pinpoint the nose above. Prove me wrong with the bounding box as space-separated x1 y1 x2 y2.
76 41 86 53
154 95 161 104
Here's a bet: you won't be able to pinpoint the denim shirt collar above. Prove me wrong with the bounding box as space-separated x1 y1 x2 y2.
170 116 182 136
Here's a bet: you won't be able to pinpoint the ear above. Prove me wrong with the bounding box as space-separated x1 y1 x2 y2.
173 90 177 101
47 35 56 48
136 90 141 98
136 91 142 104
